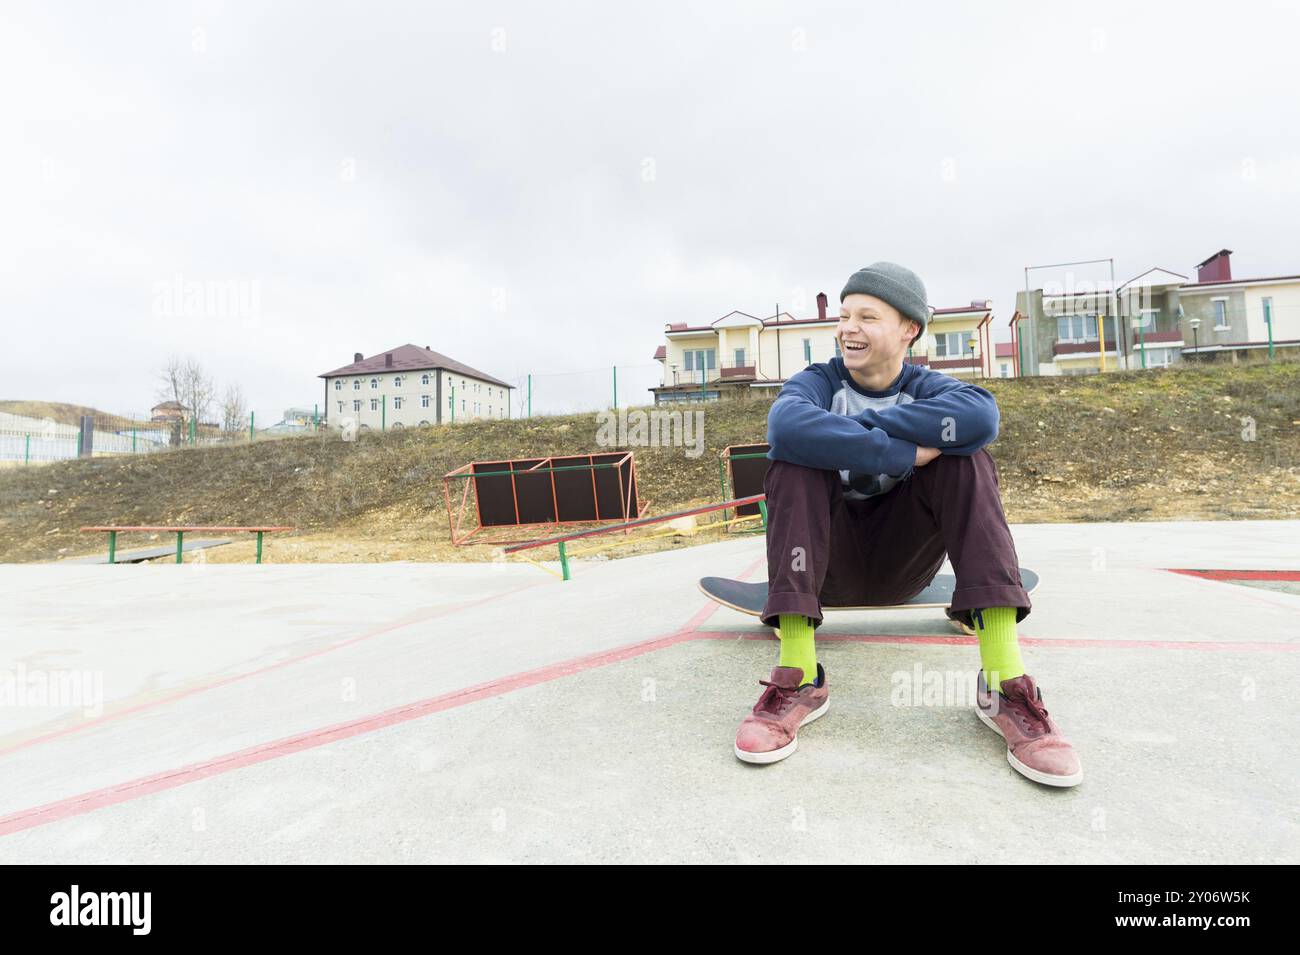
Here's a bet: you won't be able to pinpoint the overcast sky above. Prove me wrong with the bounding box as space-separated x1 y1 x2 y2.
3 0 1298 421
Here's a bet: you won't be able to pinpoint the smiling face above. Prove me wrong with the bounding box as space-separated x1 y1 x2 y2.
837 293 920 381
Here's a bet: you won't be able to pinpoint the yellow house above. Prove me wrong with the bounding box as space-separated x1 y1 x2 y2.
920 302 995 378
651 293 998 401
651 294 842 402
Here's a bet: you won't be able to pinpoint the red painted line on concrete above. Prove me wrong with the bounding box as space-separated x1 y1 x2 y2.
0 556 766 840
0 578 550 759
695 630 1300 652
1166 568 1300 582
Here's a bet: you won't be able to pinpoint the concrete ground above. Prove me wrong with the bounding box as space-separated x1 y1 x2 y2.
0 520 1296 864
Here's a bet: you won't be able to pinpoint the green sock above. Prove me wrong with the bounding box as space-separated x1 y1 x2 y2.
777 614 818 686
973 606 1024 692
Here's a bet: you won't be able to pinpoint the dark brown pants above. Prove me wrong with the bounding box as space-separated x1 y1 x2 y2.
760 450 1030 629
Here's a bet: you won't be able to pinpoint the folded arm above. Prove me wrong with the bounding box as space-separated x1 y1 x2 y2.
852 369 999 454
766 368 917 476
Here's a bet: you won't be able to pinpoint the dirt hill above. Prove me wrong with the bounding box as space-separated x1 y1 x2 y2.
1 360 1297 565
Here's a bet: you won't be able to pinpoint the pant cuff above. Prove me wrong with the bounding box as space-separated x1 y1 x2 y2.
947 585 1031 627
760 591 824 628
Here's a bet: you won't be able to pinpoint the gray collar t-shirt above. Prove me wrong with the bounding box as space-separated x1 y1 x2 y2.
830 372 913 500
765 357 1002 502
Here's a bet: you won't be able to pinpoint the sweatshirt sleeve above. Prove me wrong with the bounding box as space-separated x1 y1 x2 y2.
766 366 917 476
851 366 999 454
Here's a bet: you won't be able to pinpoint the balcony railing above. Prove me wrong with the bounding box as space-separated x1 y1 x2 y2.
1053 340 1118 356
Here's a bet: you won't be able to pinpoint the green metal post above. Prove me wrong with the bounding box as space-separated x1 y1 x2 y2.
175 531 184 564
190 417 196 444
256 531 264 564
249 411 255 441
1265 300 1275 359
132 428 136 453
313 404 318 429
77 430 82 456
557 540 570 581
108 530 116 564
758 500 768 530
718 456 728 505
24 433 29 464
1138 324 1147 369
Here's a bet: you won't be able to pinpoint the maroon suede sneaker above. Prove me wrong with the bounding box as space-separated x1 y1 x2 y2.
975 670 1083 787
734 663 829 764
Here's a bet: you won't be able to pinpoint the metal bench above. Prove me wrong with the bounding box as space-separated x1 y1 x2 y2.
80 525 294 564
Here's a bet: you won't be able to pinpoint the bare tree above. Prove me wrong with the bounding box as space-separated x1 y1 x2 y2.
155 355 215 430
221 383 248 435
156 355 186 415
180 358 216 429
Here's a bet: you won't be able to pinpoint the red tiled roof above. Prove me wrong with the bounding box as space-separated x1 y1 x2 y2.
318 344 513 389
995 342 1016 357
653 345 666 360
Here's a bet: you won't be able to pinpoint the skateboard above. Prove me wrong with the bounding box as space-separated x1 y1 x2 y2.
698 570 1039 635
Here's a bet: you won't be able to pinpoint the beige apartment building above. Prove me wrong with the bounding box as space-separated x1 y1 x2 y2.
318 344 514 430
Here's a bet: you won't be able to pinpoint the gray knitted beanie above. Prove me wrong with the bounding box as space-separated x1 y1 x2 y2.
840 262 931 343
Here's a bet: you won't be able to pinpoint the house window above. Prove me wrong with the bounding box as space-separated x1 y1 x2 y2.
421 394 430 408
734 348 746 366
393 397 403 409
934 332 974 357
1056 314 1099 343
353 380 361 390
1213 299 1229 329
461 399 465 411
393 376 403 388
334 380 342 391
683 349 716 373
370 378 379 389
421 374 430 386
371 398 379 411
353 400 361 411
337 401 344 412
834 338 842 357
1000 364 1009 378
802 339 812 362
1136 309 1158 331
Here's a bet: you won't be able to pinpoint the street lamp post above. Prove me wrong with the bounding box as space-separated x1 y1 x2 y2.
968 335 980 378
1188 316 1200 363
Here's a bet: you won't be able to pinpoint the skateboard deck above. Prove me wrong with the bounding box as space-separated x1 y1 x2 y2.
698 569 1038 618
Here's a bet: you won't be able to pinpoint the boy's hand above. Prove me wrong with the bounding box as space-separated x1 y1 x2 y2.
915 446 941 467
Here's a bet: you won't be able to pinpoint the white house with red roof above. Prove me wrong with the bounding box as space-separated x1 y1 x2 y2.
318 345 514 430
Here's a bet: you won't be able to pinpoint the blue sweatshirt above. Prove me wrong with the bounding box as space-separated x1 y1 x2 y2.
766 357 1000 500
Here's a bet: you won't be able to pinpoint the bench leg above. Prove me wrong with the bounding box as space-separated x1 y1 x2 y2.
108 530 116 564
256 531 264 564
175 531 184 564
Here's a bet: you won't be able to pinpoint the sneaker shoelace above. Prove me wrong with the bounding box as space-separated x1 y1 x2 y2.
1014 686 1051 731
755 679 799 716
